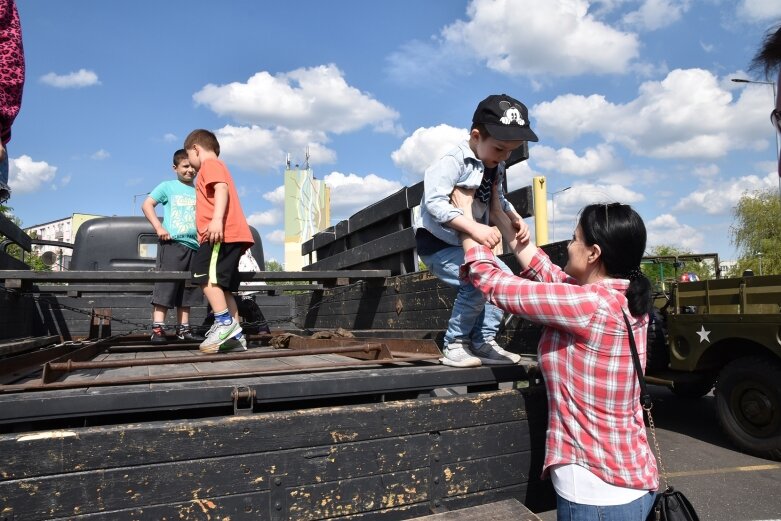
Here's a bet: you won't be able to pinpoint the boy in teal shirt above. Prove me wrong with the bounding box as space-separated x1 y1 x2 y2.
141 149 204 343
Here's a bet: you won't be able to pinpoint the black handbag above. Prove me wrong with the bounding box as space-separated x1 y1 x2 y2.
623 312 700 521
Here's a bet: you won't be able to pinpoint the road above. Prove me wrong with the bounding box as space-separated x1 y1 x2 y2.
534 386 781 521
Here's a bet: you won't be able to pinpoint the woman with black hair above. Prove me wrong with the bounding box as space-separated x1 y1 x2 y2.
452 187 658 521
750 23 781 178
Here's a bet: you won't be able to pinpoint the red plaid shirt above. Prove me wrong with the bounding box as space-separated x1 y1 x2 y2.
463 245 659 490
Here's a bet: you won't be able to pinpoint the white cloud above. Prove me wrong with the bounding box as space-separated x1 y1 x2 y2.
672 172 776 215
736 0 781 22
534 68 771 160
323 172 403 218
532 144 620 176
8 155 57 194
623 0 691 31
263 185 286 205
562 182 645 206
247 210 281 228
646 213 704 252
692 164 719 179
390 0 639 81
39 69 100 88
194 64 402 135
91 149 110 160
266 229 285 244
163 133 178 143
215 124 336 173
391 125 469 178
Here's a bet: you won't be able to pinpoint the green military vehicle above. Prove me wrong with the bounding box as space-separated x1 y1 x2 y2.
646 268 781 461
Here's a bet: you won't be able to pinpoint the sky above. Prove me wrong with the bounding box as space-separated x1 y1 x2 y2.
7 0 781 265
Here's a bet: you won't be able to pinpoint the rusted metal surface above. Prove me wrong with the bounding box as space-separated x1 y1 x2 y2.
1 335 444 392
287 337 442 358
45 344 391 373
2 354 441 393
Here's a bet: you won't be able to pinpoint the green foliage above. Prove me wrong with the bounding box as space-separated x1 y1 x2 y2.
262 259 295 286
730 188 781 276
0 205 52 271
265 259 284 271
641 244 716 291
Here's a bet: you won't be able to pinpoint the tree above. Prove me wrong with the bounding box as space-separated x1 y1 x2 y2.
265 259 284 272
642 244 716 291
730 188 781 276
0 204 51 271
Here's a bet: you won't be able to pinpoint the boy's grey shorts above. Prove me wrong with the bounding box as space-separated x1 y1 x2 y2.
151 241 203 309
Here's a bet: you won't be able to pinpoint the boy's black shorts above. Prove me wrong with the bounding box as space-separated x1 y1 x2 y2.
191 242 251 292
152 241 203 309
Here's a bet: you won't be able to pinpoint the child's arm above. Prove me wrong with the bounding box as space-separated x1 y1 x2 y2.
206 182 229 244
447 211 502 248
489 183 528 243
141 197 170 241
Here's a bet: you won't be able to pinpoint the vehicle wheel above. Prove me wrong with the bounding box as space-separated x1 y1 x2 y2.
715 357 781 461
670 378 714 399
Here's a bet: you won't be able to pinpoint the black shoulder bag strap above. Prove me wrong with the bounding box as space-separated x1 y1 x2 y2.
622 311 669 490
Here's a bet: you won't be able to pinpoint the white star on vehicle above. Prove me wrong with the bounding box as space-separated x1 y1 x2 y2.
696 325 711 343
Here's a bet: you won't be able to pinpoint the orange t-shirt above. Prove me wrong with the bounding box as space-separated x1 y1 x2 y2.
195 158 254 245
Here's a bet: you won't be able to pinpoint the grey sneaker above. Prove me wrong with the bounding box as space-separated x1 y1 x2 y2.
217 335 248 353
472 339 521 365
199 320 242 354
440 340 482 368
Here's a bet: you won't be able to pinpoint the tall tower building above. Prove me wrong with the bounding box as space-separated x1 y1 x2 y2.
283 150 330 271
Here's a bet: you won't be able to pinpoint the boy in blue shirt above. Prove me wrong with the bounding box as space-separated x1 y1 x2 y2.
415 94 537 367
141 149 204 344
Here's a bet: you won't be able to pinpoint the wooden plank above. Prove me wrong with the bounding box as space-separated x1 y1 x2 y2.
0 335 59 357
304 228 415 272
504 186 534 219
0 269 391 283
1 436 434 519
410 499 541 521
347 186 416 235
0 250 29 270
0 389 543 479
302 182 424 256
0 212 31 252
60 491 270 521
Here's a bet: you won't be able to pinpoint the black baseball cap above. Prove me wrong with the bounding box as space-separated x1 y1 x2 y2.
472 94 538 142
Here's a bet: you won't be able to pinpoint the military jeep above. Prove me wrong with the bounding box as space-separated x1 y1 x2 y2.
647 273 781 460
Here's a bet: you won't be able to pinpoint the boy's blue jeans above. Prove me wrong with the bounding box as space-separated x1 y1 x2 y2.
0 149 9 202
555 491 656 521
420 244 511 347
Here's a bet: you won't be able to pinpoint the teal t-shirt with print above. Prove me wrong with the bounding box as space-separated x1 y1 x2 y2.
149 179 199 250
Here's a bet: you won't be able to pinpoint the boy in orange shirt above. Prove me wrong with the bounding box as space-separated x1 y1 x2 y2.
184 129 254 354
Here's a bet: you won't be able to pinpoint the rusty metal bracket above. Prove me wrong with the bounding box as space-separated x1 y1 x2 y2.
232 386 255 416
89 308 112 339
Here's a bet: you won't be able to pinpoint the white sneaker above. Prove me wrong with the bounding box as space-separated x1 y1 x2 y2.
199 320 242 354
440 341 482 367
472 339 521 365
217 335 248 353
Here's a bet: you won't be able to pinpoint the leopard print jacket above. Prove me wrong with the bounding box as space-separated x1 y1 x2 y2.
0 0 24 145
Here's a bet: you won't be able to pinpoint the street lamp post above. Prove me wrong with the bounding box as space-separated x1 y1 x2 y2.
731 78 780 201
551 186 571 241
757 251 764 275
132 192 149 216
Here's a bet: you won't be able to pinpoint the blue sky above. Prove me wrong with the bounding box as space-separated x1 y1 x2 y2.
7 0 781 265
